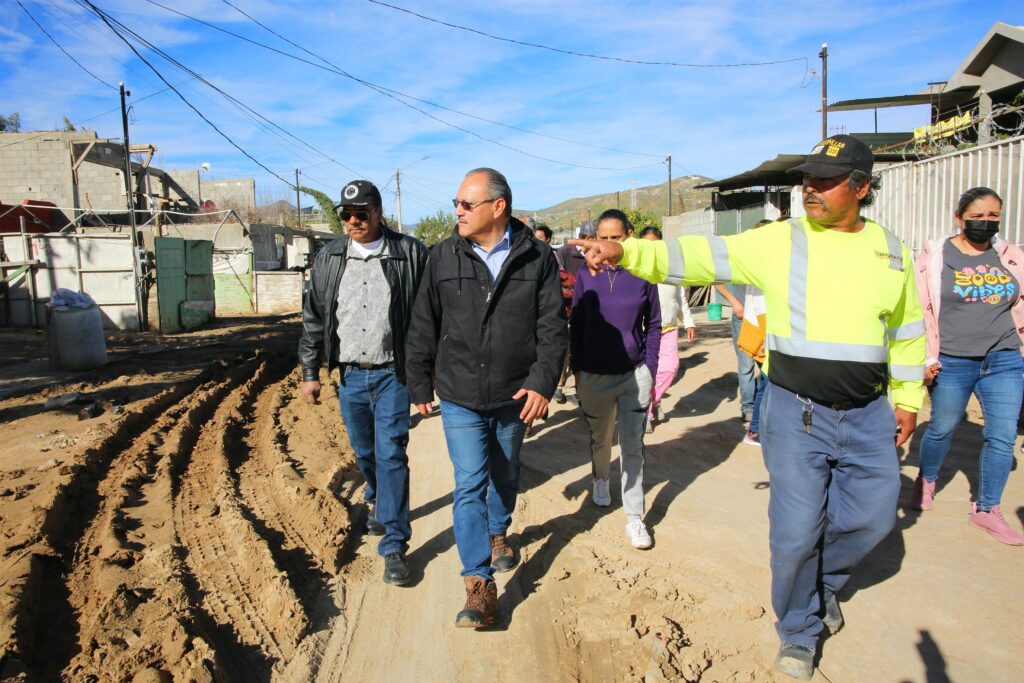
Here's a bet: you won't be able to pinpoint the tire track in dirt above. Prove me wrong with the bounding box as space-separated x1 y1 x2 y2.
4 363 225 681
172 355 311 676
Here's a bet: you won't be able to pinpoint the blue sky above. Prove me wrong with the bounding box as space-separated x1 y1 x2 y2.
2 1 1021 222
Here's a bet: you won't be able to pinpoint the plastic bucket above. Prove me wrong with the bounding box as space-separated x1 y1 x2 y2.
708 302 723 321
47 305 107 371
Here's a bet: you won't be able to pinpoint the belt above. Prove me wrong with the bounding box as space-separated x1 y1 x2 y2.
349 362 393 370
812 395 880 411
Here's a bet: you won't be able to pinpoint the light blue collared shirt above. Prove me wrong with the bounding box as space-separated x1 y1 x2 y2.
471 224 512 282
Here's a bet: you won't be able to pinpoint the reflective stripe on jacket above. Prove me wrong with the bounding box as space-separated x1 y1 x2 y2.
619 216 927 411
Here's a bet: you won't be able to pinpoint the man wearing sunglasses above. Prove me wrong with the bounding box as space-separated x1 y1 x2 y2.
298 179 429 587
406 168 567 628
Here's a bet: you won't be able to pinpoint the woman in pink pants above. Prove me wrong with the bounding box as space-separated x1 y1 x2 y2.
641 227 696 430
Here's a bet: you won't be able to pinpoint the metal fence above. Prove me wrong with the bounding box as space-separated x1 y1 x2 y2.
791 134 1024 251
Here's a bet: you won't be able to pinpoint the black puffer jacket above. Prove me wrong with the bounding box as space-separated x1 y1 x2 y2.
298 226 429 383
405 218 568 410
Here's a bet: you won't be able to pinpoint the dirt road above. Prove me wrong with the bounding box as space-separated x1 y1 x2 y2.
0 316 1021 681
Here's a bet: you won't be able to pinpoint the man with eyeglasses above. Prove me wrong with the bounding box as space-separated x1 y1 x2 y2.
406 168 567 628
298 179 429 587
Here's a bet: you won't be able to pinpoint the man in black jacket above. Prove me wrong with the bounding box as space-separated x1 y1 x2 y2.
406 168 567 628
298 179 428 586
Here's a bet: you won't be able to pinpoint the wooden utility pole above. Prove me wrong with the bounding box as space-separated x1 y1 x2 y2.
819 44 828 139
666 155 673 216
395 168 403 231
295 168 302 229
119 82 146 330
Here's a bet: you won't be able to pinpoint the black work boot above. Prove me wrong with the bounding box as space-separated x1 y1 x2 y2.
365 505 384 536
775 642 815 680
382 552 410 586
821 591 844 634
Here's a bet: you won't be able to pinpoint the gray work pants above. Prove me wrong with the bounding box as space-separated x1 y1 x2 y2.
577 365 652 517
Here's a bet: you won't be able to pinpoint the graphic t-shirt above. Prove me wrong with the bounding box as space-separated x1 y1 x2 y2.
939 238 1021 357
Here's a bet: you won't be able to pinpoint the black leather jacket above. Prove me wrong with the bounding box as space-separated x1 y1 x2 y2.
299 226 429 384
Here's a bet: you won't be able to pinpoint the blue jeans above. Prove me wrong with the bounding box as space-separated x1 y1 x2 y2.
761 382 899 648
750 361 767 434
731 314 760 417
338 366 411 557
918 349 1024 510
439 400 525 582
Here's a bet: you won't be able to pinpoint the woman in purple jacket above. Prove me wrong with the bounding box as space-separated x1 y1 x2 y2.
911 187 1024 545
571 209 660 549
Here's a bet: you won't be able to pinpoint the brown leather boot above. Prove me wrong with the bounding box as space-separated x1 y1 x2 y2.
489 533 517 572
455 576 498 628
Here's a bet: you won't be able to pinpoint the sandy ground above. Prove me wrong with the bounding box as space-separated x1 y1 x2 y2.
0 314 1021 682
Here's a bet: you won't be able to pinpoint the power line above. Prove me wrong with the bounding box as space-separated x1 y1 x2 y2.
218 3 661 161
368 0 809 69
16 0 116 89
139 0 663 170
77 0 365 184
78 1 294 187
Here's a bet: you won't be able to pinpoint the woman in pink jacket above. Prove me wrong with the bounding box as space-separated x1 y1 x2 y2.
911 187 1024 545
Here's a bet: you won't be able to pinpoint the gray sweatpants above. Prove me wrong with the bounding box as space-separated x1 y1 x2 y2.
577 365 652 517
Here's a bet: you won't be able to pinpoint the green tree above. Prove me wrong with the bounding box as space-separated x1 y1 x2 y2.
298 185 344 234
624 207 661 231
415 209 455 246
0 113 20 132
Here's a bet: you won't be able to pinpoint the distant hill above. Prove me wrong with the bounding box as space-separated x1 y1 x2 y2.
525 176 714 230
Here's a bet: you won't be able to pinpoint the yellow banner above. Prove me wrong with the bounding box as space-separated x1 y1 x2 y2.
914 112 972 141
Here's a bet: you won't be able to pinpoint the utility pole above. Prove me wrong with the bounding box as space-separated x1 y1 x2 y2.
395 168 403 232
616 190 620 209
819 43 828 139
630 180 637 210
295 168 302 229
666 155 673 216
119 82 146 331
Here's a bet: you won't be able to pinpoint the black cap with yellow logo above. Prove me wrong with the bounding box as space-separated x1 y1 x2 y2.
789 134 874 178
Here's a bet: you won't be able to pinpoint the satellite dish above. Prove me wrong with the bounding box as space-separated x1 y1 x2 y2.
201 162 211 171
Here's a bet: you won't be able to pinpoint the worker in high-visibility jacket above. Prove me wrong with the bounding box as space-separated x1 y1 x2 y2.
571 134 925 681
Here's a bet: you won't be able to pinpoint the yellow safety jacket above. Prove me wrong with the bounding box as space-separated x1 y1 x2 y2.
620 217 927 411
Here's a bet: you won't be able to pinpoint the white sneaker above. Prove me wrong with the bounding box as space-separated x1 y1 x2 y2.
592 478 611 507
626 519 653 549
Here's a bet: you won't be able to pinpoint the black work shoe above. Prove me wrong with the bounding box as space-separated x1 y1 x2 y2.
822 591 844 634
382 552 410 586
489 534 518 572
553 388 566 404
775 643 814 680
366 507 385 536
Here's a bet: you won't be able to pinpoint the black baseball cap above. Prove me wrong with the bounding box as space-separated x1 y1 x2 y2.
789 134 874 179
334 180 382 210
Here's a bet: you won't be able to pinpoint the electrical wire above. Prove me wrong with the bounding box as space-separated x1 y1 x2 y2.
368 0 809 69
77 0 366 185
217 0 661 160
136 0 664 170
16 0 116 89
78 0 296 187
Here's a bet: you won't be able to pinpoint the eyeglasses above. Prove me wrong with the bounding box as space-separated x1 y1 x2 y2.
339 208 372 222
452 197 497 212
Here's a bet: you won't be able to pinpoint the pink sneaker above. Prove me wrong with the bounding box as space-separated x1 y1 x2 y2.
909 476 936 511
969 503 1024 545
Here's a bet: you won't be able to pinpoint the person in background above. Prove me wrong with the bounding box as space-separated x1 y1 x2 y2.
405 168 566 627
553 220 598 404
571 209 660 549
640 226 696 432
910 186 1024 545
740 218 773 447
534 224 553 244
715 282 760 424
